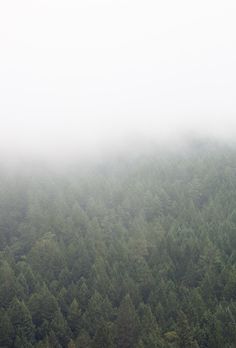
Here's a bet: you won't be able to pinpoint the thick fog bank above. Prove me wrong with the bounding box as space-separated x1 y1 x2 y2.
0 132 236 175
0 116 236 164
1 1 236 165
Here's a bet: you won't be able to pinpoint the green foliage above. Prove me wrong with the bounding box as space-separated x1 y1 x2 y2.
93 321 114 348
0 261 16 308
29 286 59 328
8 297 34 345
67 298 81 336
75 329 92 347
0 142 236 346
177 311 197 348
116 294 139 348
0 309 14 347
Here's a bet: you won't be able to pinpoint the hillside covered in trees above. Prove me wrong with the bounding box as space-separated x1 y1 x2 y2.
0 140 236 347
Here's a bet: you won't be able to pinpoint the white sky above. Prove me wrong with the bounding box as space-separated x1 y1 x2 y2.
0 0 236 159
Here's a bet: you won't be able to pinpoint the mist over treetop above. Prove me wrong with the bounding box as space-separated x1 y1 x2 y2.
1 0 236 161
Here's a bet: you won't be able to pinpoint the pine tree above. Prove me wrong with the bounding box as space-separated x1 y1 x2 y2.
0 309 14 347
8 297 34 344
67 298 81 336
76 329 92 348
93 321 114 348
51 310 71 347
177 311 198 348
29 285 59 327
82 290 104 336
77 279 90 311
138 303 163 347
116 294 139 348
0 261 16 308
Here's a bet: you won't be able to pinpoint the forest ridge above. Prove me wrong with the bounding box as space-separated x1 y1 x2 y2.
0 141 236 347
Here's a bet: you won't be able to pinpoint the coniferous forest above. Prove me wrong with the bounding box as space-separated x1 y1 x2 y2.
0 141 236 348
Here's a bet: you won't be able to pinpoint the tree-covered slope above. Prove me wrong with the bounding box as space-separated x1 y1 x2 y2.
0 141 236 347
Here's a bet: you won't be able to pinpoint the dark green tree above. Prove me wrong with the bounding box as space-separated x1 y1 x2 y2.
67 298 81 336
8 297 34 345
116 294 139 348
0 309 14 347
177 311 199 348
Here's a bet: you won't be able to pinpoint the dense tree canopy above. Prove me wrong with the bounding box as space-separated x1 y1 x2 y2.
0 140 236 347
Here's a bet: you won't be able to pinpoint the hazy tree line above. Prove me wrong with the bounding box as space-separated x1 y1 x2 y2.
0 141 236 347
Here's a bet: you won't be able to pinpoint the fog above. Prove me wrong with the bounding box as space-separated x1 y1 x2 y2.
0 0 236 162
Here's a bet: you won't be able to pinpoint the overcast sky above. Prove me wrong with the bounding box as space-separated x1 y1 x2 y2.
0 0 236 159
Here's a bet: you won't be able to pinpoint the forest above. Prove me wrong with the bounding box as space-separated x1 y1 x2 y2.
0 140 236 347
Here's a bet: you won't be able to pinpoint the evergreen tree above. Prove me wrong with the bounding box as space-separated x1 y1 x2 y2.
93 321 114 348
0 261 16 308
177 311 198 348
138 303 164 347
116 294 139 348
51 310 71 346
29 286 59 327
76 329 92 348
67 298 81 336
0 309 14 347
82 290 104 336
8 297 34 345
